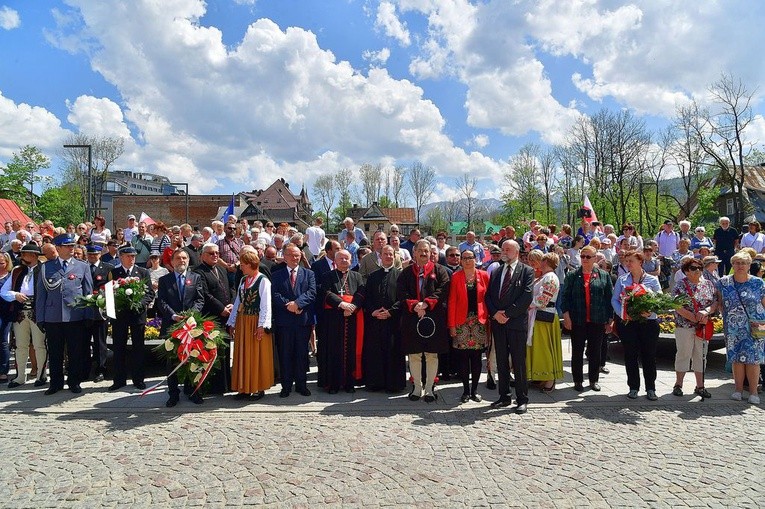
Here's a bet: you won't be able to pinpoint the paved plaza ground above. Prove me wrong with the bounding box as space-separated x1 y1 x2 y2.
1 338 763 508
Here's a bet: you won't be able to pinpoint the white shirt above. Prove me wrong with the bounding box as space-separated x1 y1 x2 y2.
1 265 36 301
305 225 326 257
123 226 139 243
741 232 764 252
655 230 679 257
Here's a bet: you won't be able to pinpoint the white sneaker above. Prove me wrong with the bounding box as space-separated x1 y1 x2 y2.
749 394 760 405
731 391 743 401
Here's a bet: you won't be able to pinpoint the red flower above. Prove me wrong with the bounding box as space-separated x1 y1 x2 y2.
197 349 214 363
203 321 215 332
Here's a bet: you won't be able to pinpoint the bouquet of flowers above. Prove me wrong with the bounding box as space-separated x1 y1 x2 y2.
75 289 107 313
621 284 688 322
147 313 228 396
113 277 146 313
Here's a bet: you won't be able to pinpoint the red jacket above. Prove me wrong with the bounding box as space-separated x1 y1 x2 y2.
447 269 489 328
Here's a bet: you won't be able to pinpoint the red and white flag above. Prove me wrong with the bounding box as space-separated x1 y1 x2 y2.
138 212 156 226
583 195 598 223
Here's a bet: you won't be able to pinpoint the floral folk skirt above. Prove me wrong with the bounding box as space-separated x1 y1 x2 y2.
452 313 488 350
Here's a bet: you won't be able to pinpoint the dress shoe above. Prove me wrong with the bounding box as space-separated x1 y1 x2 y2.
470 393 482 403
600 366 610 374
7 381 23 389
589 383 601 392
234 393 250 400
70 385 82 394
251 391 265 401
646 390 658 401
486 377 496 390
328 388 339 395
189 393 204 405
344 386 355 393
490 398 513 408
166 396 179 407
34 379 48 387
408 388 421 401
515 403 528 414
573 383 584 392
134 381 147 390
93 373 105 383
44 387 61 396
627 390 639 399
460 393 470 403
108 383 126 392
423 394 436 403
297 387 311 397
279 388 291 398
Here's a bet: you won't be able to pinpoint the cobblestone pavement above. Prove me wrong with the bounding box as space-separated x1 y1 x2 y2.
1 340 764 508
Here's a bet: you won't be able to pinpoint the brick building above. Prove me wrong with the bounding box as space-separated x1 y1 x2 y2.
112 194 235 230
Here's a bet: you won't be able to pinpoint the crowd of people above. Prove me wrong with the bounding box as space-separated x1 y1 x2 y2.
0 211 763 411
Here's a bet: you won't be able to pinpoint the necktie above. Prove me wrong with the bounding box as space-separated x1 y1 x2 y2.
91 264 96 276
500 264 513 298
62 260 68 271
178 274 185 301
290 268 297 289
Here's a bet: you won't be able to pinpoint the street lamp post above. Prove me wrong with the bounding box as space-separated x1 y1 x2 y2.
63 144 92 219
638 181 658 236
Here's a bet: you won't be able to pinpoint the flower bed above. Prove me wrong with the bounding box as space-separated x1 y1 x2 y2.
657 314 723 335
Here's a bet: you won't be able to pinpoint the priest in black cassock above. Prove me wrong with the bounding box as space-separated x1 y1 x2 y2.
318 249 365 394
363 245 406 393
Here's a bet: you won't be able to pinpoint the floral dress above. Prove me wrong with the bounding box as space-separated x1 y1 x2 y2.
716 275 765 364
452 282 488 350
672 276 717 329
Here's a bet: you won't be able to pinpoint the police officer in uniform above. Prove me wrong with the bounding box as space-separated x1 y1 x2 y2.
36 233 93 395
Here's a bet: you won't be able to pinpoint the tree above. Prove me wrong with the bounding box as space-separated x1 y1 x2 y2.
0 145 50 215
390 164 407 207
312 174 336 229
455 173 479 231
538 146 557 223
37 184 86 227
334 168 354 221
60 133 125 216
407 161 435 223
505 143 543 217
668 107 710 220
359 163 383 206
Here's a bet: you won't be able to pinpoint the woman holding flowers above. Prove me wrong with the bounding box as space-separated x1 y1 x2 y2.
671 257 718 398
717 251 765 404
611 250 662 401
227 247 273 400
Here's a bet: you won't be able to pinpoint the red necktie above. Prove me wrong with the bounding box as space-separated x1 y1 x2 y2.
290 268 297 289
500 265 513 298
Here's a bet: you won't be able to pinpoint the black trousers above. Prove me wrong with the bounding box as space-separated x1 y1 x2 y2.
277 324 311 392
111 319 146 385
47 320 87 389
458 349 482 393
570 322 606 385
718 251 733 277
618 319 659 391
492 321 528 405
86 319 109 377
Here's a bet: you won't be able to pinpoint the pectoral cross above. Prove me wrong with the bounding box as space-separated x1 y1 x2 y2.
339 287 345 297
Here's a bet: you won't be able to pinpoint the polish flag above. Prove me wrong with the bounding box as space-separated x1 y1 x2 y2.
583 195 598 223
138 212 156 226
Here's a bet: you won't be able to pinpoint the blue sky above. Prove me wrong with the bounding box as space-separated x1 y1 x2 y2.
2 0 765 204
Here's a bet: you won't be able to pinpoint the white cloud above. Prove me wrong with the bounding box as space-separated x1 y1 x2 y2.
467 134 489 148
375 1 410 47
0 91 68 160
0 6 20 30
362 47 391 66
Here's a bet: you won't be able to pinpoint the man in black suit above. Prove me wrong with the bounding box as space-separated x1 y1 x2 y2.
486 239 534 414
109 246 155 391
193 242 233 394
157 248 206 407
85 244 113 383
272 244 316 398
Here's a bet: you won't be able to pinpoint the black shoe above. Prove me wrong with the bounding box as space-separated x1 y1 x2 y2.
589 383 601 392
297 387 311 397
408 388 421 401
166 396 179 407
34 379 48 387
600 366 610 374
423 394 436 403
490 398 513 408
328 388 339 395
470 393 482 403
234 393 250 400
7 380 22 389
44 387 61 396
460 393 470 403
251 391 265 401
93 373 105 383
486 377 496 390
108 383 126 392
573 383 584 392
344 386 355 393
515 403 528 414
70 385 82 394
440 374 451 382
279 388 291 398
694 387 712 399
188 393 203 405
134 381 146 390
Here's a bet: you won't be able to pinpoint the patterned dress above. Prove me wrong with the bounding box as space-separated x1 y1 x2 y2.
716 275 765 364
526 271 562 381
452 282 488 350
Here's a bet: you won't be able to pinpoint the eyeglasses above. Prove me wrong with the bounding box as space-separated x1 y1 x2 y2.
206 252 220 256
447 253 460 257
461 256 475 261
581 255 595 259
686 266 703 272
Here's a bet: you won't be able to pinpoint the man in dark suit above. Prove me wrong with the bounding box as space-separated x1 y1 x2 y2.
272 243 316 398
193 242 233 394
85 244 114 383
157 248 206 407
486 239 534 414
109 245 155 392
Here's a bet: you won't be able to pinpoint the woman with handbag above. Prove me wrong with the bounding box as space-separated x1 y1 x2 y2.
526 253 562 392
717 251 765 404
671 257 718 398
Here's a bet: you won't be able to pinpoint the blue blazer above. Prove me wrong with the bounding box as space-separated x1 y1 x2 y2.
36 258 93 323
271 266 316 327
157 271 206 337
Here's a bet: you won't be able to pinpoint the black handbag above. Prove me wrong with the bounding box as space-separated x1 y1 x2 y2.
535 309 556 323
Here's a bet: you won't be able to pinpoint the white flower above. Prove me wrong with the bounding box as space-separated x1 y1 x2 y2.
164 339 174 351
85 294 94 300
193 373 202 383
190 349 200 358
125 288 134 296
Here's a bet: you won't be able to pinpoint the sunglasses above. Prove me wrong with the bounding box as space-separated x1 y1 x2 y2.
687 266 703 272
581 255 595 259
